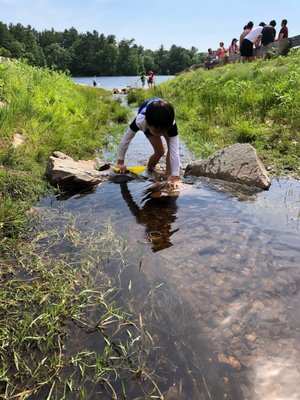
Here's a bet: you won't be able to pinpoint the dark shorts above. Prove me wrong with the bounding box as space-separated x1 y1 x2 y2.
240 38 253 57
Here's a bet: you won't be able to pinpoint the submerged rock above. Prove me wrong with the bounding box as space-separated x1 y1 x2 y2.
184 143 271 189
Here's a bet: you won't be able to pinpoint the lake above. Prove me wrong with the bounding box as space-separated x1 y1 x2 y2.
72 75 175 90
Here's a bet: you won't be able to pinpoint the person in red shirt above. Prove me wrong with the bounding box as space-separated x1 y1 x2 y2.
278 19 288 40
217 42 227 59
147 70 154 88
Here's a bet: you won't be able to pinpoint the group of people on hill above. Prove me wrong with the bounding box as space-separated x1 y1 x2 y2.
205 18 288 67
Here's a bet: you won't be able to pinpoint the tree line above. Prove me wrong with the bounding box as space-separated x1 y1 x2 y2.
0 21 207 76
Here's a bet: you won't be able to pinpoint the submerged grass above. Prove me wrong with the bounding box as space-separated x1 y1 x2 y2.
0 213 162 400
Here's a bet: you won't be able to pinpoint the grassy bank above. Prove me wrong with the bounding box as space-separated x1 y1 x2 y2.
128 49 300 177
0 60 129 251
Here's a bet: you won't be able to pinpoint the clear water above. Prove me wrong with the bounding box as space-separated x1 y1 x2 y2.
72 75 175 90
38 132 300 399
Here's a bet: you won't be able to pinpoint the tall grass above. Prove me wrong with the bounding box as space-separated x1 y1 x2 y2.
0 61 129 165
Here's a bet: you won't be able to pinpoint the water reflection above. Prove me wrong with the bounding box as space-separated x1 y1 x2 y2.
36 177 300 399
119 182 179 252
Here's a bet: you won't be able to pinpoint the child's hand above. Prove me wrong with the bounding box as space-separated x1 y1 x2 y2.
117 160 127 173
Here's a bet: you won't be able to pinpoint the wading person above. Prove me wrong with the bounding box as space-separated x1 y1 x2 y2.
116 98 180 188
139 71 146 88
147 70 154 87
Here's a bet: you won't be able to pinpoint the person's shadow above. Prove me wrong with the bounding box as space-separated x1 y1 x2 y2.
119 182 179 252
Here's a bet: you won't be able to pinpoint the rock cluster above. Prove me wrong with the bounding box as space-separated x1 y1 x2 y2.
45 143 271 193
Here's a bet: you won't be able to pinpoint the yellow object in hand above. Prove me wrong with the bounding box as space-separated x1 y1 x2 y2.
113 166 146 174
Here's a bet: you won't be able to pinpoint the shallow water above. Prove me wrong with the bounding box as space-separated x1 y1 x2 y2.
38 132 300 399
72 75 175 90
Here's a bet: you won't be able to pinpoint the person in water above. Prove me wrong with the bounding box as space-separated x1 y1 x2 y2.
147 70 154 87
139 72 146 88
116 98 180 188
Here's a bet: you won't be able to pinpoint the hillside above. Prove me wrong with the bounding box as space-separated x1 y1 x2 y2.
136 49 300 177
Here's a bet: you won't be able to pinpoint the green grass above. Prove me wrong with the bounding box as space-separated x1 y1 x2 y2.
0 61 129 164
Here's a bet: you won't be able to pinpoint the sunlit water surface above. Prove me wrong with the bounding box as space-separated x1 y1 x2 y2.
38 133 300 399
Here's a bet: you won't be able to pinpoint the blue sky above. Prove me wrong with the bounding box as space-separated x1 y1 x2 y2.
0 0 299 52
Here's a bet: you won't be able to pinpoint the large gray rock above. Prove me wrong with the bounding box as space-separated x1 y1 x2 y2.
184 143 271 189
45 151 111 191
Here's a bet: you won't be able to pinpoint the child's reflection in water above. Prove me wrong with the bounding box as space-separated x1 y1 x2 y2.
119 182 179 253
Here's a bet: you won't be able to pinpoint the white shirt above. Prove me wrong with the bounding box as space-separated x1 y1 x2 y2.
245 26 264 43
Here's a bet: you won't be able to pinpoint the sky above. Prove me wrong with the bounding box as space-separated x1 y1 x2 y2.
0 0 299 53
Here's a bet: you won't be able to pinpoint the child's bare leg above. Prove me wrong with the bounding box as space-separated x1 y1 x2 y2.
147 136 165 171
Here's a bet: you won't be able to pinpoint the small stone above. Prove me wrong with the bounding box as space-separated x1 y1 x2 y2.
245 333 257 342
218 353 241 368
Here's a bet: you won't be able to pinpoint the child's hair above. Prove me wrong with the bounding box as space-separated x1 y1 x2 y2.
145 100 175 129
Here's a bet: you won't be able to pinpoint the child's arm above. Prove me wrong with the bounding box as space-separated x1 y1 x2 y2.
117 127 137 171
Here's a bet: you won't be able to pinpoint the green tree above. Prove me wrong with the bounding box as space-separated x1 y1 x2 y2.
168 45 191 74
116 39 136 75
0 22 13 51
155 45 170 74
44 43 71 70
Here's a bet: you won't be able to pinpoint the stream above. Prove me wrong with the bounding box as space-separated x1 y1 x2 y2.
38 127 300 399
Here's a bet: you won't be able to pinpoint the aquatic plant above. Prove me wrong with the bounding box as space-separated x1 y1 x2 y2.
0 217 163 399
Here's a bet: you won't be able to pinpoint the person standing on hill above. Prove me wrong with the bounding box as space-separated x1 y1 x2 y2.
240 22 265 62
239 21 254 51
116 98 180 188
261 20 276 46
278 19 288 40
204 48 219 69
